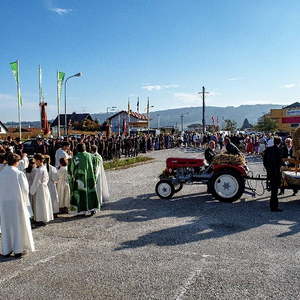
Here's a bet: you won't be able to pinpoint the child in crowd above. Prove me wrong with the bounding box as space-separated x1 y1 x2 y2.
44 155 60 217
57 157 70 214
30 154 54 226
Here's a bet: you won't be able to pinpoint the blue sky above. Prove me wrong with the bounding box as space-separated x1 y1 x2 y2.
1 0 300 121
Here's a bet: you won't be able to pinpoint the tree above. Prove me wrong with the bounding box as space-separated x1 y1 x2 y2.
254 117 277 132
223 119 237 132
72 119 100 131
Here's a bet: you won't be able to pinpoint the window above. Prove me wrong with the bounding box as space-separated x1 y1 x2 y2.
290 124 299 128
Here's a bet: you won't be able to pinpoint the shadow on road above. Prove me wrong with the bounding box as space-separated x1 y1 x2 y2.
97 191 300 250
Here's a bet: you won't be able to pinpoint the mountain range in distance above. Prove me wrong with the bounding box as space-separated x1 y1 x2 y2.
5 104 282 129
94 104 282 128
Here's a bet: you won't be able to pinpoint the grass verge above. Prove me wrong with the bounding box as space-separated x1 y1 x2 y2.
104 156 153 170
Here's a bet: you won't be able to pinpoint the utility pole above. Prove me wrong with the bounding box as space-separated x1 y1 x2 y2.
198 86 209 134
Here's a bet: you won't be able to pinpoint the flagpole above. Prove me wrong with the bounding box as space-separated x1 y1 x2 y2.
17 60 21 140
39 65 42 131
57 71 61 137
128 97 131 136
147 97 150 134
39 65 42 104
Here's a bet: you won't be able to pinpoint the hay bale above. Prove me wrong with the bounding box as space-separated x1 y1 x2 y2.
293 127 300 152
282 171 300 186
212 153 246 165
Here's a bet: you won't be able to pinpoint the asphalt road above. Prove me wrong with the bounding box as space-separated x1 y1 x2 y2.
0 148 300 299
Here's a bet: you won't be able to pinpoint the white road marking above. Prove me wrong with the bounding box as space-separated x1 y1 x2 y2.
0 250 69 286
174 257 209 300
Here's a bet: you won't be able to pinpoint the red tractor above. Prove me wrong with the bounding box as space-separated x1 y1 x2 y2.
156 157 249 202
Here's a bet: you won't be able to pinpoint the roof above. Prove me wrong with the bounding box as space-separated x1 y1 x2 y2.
0 121 8 132
108 110 148 121
283 102 300 109
51 113 92 127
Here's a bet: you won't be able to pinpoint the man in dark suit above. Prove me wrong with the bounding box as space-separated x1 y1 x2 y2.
263 137 283 212
279 137 297 196
205 141 216 164
224 137 241 155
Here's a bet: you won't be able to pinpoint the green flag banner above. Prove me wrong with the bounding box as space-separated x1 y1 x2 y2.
10 61 22 106
57 71 65 102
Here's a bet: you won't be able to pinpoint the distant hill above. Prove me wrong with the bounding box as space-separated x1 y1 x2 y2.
5 120 42 128
93 104 282 128
6 104 282 129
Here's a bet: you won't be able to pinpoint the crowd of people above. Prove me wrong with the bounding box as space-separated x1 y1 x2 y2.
0 133 180 162
0 139 109 259
180 131 282 155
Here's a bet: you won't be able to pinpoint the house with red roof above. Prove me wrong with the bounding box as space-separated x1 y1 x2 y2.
107 110 149 134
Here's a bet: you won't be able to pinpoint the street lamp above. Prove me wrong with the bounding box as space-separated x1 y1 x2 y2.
64 72 82 135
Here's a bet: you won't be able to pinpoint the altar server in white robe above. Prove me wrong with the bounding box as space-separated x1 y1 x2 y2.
30 154 53 225
0 153 35 258
45 155 59 215
57 157 70 212
91 145 109 206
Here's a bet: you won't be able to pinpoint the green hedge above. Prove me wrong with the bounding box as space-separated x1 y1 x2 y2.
103 156 153 170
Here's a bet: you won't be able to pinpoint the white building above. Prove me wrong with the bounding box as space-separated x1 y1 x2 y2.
108 111 149 134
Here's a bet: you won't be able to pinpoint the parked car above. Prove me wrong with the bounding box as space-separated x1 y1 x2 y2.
22 139 38 155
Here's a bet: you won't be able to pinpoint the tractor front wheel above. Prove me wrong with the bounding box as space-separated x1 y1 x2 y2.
156 180 175 199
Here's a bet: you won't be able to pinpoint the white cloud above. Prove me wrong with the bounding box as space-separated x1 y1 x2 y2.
228 77 243 81
174 92 199 102
174 91 220 106
281 83 296 89
50 8 73 15
142 84 179 91
0 93 15 101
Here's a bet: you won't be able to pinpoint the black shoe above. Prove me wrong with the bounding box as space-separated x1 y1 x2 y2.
271 208 283 212
278 191 284 196
2 252 13 258
14 253 23 259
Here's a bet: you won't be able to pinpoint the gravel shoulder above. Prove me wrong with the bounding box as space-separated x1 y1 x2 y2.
0 148 300 300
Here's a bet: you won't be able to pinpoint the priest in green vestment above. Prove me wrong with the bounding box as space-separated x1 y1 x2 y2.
69 143 100 214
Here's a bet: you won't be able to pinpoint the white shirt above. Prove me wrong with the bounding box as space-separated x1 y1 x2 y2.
55 148 70 168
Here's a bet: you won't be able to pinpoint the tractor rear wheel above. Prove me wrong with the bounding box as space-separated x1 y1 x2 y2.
210 170 245 202
156 180 175 199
